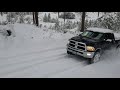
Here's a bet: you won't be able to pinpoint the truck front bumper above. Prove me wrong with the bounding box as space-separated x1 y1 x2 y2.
67 45 95 59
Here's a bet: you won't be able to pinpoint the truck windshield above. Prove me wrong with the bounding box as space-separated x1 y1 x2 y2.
81 30 104 40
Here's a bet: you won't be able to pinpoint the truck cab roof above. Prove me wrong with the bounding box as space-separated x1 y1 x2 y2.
87 27 113 33
87 27 120 40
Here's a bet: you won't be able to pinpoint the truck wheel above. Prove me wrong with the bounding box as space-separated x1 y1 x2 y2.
89 52 101 64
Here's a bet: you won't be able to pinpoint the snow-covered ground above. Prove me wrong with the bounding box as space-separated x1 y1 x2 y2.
0 23 120 78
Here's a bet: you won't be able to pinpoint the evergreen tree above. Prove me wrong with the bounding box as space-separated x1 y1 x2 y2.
43 13 48 22
19 12 24 23
48 13 51 22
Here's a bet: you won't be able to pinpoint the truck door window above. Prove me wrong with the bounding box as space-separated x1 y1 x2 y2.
104 34 108 40
104 33 113 42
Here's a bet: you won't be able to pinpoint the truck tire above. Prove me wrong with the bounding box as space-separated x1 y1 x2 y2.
89 52 101 64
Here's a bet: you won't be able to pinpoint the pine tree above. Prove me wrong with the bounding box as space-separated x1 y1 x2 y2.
48 13 51 22
19 12 24 23
43 13 48 22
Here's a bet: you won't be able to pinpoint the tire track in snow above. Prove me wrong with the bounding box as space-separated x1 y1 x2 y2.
0 47 65 65
0 46 65 60
43 59 88 78
0 53 69 77
7 55 88 78
47 62 88 78
0 54 87 78
48 62 90 78
0 51 66 68
0 46 66 68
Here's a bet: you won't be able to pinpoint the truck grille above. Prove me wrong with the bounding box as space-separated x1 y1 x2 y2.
68 40 86 51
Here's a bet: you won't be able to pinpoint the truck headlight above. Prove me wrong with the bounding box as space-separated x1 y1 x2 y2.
86 46 95 51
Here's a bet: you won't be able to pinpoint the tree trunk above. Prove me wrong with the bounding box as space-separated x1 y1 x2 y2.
64 12 66 24
58 12 59 18
33 12 39 26
35 12 39 26
33 12 35 24
98 12 99 17
81 12 86 32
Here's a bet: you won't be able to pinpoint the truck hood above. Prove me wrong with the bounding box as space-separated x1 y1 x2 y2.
70 35 100 46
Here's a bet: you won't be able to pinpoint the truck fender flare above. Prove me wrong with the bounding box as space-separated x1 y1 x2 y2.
95 48 102 53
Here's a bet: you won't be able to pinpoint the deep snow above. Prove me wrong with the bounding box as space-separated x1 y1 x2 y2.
0 17 120 78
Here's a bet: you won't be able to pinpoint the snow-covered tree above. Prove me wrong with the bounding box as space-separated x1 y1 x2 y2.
48 13 51 22
43 13 48 22
86 12 120 31
19 13 25 23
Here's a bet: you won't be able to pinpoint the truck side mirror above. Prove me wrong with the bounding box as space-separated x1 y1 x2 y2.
104 39 112 42
106 39 112 42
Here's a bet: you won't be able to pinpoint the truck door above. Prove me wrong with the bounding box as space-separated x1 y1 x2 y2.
101 33 114 50
108 33 116 48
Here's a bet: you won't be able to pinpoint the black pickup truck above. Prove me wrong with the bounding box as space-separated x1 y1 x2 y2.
67 28 120 64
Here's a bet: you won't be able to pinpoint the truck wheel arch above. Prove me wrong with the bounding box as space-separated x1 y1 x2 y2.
89 48 101 64
95 48 101 53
